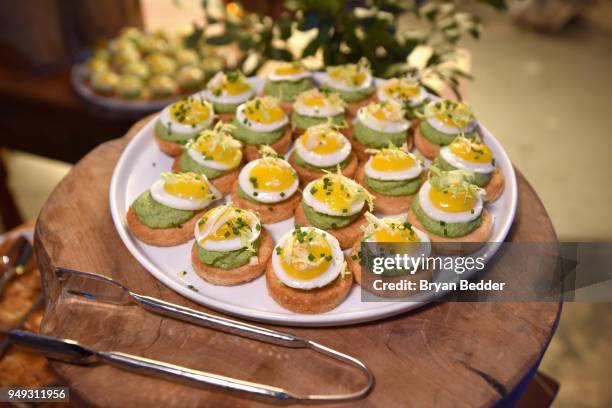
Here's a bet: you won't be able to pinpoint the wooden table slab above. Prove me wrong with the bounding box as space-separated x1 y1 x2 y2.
34 117 561 408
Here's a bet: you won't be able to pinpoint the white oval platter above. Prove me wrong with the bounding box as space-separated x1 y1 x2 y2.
109 74 517 327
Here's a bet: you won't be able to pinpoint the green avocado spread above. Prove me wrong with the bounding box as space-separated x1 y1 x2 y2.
196 235 261 269
411 197 481 238
320 84 374 103
432 157 492 187
264 78 313 102
212 101 241 114
364 174 422 196
292 150 351 171
132 191 196 229
290 112 345 131
301 201 360 230
230 118 283 145
353 121 407 149
155 119 200 144
419 120 478 146
176 151 226 180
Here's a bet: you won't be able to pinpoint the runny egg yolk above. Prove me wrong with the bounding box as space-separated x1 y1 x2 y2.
371 151 415 172
374 225 419 243
170 99 210 125
249 162 295 192
164 177 209 199
302 93 326 107
301 132 343 155
429 186 474 213
244 103 284 124
217 79 251 95
275 65 305 76
280 240 332 280
371 108 389 121
311 179 354 213
450 141 493 164
195 138 241 167
385 82 419 98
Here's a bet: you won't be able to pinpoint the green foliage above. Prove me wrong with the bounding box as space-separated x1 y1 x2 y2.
189 0 507 93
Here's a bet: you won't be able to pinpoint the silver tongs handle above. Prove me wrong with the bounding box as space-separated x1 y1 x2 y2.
97 351 297 401
131 294 307 348
9 330 372 402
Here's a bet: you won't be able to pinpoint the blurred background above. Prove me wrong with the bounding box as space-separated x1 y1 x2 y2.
0 0 610 406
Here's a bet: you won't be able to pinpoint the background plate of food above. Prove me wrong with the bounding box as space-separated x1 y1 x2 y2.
71 27 225 113
109 69 517 327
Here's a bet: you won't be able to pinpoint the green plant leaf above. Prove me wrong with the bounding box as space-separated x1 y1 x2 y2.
206 34 232 46
265 47 293 61
279 13 292 40
477 0 508 10
184 25 203 49
302 26 329 57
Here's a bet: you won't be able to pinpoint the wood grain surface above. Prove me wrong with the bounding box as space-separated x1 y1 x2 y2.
34 116 561 408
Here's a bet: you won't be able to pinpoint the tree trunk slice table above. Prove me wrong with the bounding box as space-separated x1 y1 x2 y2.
35 116 561 408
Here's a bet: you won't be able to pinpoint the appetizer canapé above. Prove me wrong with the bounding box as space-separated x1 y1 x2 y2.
376 75 428 120
321 59 375 116
289 123 358 184
127 172 221 246
348 100 412 161
355 143 424 214
347 212 432 297
229 96 292 161
291 88 347 137
407 166 493 251
191 204 273 285
202 71 254 121
263 61 314 112
266 226 352 313
231 146 300 224
433 135 505 202
154 96 215 156
414 99 479 160
295 170 374 249
172 121 243 194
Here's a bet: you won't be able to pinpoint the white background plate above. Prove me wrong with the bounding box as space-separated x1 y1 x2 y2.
109 75 517 327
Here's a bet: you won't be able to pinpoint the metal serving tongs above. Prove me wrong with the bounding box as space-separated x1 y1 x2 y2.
8 267 374 403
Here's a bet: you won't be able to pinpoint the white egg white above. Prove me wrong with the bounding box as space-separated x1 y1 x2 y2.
439 146 495 174
202 72 254 105
186 145 239 171
418 181 482 224
235 103 288 132
271 227 345 290
194 206 261 252
238 159 298 204
159 102 214 135
357 107 410 134
426 116 477 135
149 177 221 211
376 82 427 107
323 72 373 92
294 132 351 168
302 180 364 216
268 69 312 82
293 98 345 118
364 153 422 181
